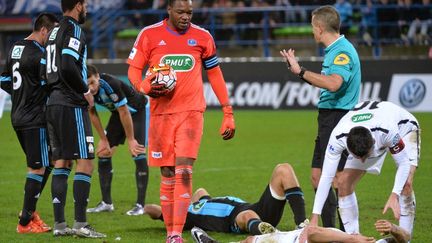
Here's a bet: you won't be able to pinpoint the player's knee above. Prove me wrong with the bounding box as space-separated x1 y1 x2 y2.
161 166 175 177
29 166 45 174
275 163 293 176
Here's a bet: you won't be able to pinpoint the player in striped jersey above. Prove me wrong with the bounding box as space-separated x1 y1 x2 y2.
0 12 58 234
311 101 419 241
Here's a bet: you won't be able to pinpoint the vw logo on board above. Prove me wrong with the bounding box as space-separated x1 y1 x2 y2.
399 78 426 108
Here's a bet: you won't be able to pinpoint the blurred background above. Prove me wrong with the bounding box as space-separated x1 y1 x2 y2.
1 0 431 59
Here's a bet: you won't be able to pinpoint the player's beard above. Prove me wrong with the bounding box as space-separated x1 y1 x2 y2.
78 10 86 24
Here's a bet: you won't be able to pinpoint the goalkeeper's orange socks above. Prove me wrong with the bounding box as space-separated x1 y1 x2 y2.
160 176 175 236
172 165 193 236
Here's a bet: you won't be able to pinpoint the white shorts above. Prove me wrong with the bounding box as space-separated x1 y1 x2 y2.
251 229 304 243
344 130 420 175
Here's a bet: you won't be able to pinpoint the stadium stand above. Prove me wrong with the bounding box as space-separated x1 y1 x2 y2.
0 0 431 59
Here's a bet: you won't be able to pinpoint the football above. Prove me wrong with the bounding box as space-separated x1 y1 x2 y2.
149 63 176 91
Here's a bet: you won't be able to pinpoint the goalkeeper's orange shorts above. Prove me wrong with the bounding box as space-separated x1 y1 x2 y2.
148 111 204 167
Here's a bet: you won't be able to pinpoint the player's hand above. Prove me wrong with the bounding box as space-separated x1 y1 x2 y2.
383 192 400 220
375 219 393 236
220 105 235 140
127 138 146 157
351 234 376 243
84 90 95 107
96 139 112 157
280 49 301 75
148 83 169 98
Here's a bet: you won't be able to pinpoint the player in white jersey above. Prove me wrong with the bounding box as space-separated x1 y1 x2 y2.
311 101 419 239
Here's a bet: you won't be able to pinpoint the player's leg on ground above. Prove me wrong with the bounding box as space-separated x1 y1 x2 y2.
337 168 365 234
73 159 93 228
161 166 175 238
269 163 306 227
399 166 416 238
51 160 72 232
235 210 276 235
172 158 194 237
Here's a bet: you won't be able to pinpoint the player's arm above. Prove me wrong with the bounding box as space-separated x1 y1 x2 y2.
280 49 346 91
383 133 411 219
311 142 343 225
205 56 235 140
117 105 145 157
88 106 111 157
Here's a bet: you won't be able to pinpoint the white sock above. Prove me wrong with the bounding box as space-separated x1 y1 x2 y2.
338 192 359 234
399 191 415 238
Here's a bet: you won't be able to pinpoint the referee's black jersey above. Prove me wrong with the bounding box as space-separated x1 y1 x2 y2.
0 39 48 130
46 16 88 107
96 73 147 113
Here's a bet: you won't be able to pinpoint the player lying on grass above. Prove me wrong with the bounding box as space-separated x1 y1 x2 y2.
190 219 410 243
145 163 307 235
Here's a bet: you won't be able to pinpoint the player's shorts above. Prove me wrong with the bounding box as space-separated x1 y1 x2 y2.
344 130 420 174
250 228 304 243
105 108 146 147
247 185 286 227
312 109 349 171
46 105 95 161
15 127 51 169
148 111 203 167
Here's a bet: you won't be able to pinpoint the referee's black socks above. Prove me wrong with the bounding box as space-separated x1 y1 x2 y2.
285 187 306 226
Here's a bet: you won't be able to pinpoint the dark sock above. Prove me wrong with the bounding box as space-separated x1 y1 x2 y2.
285 187 306 225
40 166 52 192
19 173 43 226
73 172 91 223
247 218 263 235
98 157 113 204
316 187 337 227
134 154 149 206
51 168 70 224
335 188 345 232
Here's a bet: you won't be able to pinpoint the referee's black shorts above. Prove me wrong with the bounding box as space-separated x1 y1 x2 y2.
46 105 95 161
311 108 349 171
106 108 146 147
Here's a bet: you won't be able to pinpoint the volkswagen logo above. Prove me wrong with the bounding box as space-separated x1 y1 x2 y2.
399 79 426 108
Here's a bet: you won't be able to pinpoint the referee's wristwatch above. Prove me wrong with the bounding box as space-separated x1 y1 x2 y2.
298 67 311 84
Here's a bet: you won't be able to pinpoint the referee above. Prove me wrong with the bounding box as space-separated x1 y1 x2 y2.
280 5 361 229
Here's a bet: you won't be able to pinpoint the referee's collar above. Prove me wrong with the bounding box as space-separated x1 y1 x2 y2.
325 35 345 52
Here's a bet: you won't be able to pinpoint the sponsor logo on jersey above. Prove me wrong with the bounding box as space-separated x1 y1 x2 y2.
351 113 373 122
399 78 426 108
333 53 350 65
152 151 162 158
191 200 207 212
128 47 137 60
161 54 195 72
158 40 166 46
11 45 25 59
68 37 81 51
328 144 336 152
49 27 59 41
187 39 197 46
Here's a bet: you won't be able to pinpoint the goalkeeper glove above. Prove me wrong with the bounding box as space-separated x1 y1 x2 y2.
137 72 169 98
220 105 235 140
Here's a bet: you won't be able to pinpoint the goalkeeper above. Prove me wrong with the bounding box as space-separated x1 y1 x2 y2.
127 0 235 240
85 65 148 215
144 163 307 235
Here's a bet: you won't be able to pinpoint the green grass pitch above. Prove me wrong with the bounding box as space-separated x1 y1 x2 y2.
0 110 431 242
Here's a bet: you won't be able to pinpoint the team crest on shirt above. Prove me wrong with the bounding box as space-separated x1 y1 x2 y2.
161 54 195 72
109 93 119 102
191 200 207 212
11 45 25 59
129 47 137 60
333 53 350 65
187 39 197 46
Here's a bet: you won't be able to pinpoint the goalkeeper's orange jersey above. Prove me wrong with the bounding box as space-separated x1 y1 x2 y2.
127 19 219 115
